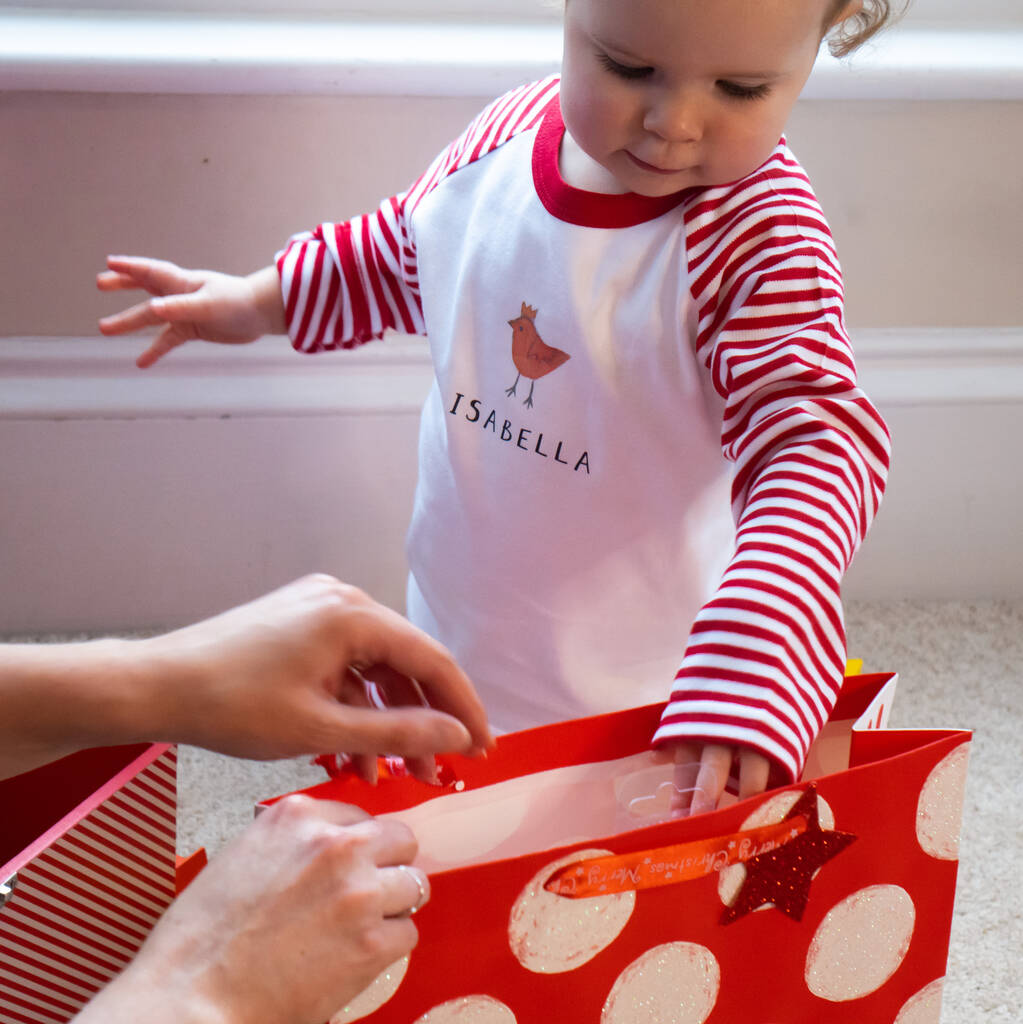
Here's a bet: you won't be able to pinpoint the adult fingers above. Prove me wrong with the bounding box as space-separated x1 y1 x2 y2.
338 669 381 785
265 796 420 867
379 865 431 920
265 794 372 830
341 604 493 754
314 701 476 764
360 665 441 784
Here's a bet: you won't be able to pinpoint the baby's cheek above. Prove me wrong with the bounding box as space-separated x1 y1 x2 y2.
716 130 783 186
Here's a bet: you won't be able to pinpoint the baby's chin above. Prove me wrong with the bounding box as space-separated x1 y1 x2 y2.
626 174 702 198
615 167 705 198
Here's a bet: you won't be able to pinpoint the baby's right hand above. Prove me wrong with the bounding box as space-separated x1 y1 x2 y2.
96 256 285 367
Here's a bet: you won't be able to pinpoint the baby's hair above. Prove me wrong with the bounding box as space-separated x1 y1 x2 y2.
553 0 908 59
826 1 910 57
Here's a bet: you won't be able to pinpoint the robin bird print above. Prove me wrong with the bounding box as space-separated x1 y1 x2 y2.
505 302 571 408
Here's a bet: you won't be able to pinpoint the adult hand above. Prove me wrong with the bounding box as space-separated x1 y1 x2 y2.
97 256 285 367
138 574 494 782
74 796 429 1024
663 742 772 817
0 574 492 783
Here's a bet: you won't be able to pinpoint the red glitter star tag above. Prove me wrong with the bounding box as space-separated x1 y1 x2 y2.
720 784 857 925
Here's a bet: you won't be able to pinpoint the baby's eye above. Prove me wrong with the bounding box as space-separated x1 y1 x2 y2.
717 80 771 101
597 52 654 81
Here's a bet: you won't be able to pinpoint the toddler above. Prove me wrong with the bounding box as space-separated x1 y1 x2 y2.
98 0 896 814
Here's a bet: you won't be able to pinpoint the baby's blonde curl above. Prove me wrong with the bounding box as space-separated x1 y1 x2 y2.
826 1 911 58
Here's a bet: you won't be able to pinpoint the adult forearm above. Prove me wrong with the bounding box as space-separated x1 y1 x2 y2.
0 638 163 780
72 964 228 1024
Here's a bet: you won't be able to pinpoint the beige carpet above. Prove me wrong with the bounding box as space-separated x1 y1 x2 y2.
170 599 1022 1023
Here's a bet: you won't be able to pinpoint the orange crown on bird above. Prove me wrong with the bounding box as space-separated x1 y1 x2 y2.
505 302 570 409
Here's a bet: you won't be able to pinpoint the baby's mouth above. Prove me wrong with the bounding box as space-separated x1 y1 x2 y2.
625 151 687 176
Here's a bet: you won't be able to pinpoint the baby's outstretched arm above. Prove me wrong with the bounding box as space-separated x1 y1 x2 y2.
97 256 285 367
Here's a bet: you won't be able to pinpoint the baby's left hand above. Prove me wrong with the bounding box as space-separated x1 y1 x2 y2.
661 742 771 817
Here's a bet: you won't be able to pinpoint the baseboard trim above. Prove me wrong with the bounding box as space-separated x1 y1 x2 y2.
0 334 432 420
1 328 1019 421
852 327 1023 406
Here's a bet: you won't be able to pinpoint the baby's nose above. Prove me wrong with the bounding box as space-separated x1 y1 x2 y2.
643 91 703 143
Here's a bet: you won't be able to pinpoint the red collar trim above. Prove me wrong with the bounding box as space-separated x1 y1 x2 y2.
531 96 691 228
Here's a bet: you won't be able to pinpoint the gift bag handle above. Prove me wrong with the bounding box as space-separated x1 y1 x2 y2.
543 815 808 898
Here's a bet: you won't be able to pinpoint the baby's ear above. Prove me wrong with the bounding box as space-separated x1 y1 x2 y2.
827 0 863 30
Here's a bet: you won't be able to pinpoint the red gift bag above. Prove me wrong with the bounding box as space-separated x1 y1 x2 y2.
0 744 177 1024
263 673 969 1024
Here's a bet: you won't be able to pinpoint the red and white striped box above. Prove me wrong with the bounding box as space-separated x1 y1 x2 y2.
0 744 177 1024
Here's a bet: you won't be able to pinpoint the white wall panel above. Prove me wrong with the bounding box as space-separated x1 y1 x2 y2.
1 330 1020 635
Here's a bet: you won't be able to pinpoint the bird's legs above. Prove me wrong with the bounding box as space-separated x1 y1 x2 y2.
505 374 535 407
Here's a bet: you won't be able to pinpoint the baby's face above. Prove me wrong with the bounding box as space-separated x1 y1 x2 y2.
559 0 853 196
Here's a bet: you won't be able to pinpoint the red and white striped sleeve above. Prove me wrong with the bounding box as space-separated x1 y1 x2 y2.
652 147 891 783
276 77 559 353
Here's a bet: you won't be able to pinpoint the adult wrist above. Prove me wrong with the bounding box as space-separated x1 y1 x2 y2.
73 960 232 1024
117 631 208 748
66 636 170 749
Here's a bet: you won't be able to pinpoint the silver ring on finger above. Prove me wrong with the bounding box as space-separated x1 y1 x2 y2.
395 863 429 917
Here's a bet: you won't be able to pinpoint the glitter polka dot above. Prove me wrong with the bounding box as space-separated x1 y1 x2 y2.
894 978 944 1024
601 942 719 1024
330 955 409 1022
718 790 835 907
508 849 635 974
805 885 915 1001
916 743 970 860
413 995 517 1023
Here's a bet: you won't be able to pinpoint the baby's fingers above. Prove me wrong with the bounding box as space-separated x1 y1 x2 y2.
737 750 771 802
96 270 143 292
136 323 193 369
98 297 168 337
101 255 198 296
669 742 702 816
672 743 732 818
690 745 732 816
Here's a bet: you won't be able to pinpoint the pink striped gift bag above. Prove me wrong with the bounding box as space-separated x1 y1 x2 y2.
0 744 177 1024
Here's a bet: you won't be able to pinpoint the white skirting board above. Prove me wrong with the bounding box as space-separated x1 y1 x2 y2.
1 328 1021 634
